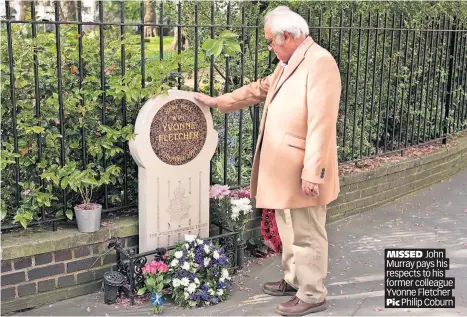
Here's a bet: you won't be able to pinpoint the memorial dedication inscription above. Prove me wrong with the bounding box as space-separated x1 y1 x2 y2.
150 99 207 165
129 90 218 253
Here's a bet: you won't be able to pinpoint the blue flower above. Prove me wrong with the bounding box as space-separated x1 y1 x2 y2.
218 247 225 254
218 256 227 266
211 297 219 304
188 273 196 280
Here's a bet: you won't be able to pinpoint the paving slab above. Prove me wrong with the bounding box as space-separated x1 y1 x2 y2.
13 169 467 316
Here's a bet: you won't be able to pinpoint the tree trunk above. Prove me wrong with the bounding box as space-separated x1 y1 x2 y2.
18 0 29 20
144 0 156 37
170 27 190 51
60 0 77 21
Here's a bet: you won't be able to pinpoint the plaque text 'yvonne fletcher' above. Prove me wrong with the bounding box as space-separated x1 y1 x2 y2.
150 99 207 166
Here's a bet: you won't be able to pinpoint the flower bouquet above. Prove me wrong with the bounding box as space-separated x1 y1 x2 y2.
209 185 254 243
165 237 231 308
137 260 169 314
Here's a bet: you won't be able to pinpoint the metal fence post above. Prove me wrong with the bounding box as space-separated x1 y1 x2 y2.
443 18 458 144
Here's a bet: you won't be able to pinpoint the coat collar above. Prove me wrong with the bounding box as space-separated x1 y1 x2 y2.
270 36 315 99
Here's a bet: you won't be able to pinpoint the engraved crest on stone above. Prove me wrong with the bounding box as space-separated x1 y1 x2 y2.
167 184 191 220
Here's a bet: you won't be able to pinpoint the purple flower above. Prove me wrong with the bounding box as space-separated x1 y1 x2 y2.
218 128 225 137
218 256 227 266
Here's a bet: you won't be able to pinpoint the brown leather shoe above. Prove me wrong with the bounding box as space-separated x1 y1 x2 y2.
276 296 328 316
262 279 297 296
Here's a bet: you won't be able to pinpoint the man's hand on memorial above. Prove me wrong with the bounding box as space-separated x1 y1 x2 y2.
194 93 218 108
302 180 319 198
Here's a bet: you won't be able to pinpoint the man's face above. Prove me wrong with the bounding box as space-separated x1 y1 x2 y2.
264 24 293 63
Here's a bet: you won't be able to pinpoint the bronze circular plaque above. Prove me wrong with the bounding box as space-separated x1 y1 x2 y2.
150 99 207 166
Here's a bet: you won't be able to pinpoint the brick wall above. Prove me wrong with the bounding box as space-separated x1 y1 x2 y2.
1 236 137 314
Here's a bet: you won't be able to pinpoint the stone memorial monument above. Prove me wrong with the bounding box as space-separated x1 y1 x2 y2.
129 90 218 253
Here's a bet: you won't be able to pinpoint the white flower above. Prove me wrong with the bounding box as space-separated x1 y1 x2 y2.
204 245 210 254
181 277 190 286
187 283 197 294
231 206 240 220
213 250 220 259
204 257 210 266
174 251 183 259
170 259 179 267
182 261 190 270
184 292 189 300
230 198 252 216
185 243 190 250
197 239 204 245
208 289 215 295
194 277 200 285
217 289 224 296
185 235 196 243
189 301 197 307
222 268 229 279
220 277 225 282
172 278 181 287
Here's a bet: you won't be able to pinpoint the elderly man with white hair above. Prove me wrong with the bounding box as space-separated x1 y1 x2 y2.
195 6 341 316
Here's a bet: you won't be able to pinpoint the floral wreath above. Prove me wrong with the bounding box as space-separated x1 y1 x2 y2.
260 209 282 254
165 237 232 309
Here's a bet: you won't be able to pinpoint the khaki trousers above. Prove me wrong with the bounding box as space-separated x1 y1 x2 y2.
275 206 328 304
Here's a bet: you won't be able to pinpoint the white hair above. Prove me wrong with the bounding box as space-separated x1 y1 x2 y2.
264 6 309 42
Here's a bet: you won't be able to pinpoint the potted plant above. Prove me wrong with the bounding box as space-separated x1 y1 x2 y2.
65 163 121 232
40 125 134 232
41 162 121 232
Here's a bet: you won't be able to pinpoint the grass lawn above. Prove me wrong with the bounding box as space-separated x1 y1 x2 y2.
145 36 174 54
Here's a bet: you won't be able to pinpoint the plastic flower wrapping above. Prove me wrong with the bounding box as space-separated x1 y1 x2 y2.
165 237 232 308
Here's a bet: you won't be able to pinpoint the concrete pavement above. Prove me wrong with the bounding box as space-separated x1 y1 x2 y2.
14 169 467 316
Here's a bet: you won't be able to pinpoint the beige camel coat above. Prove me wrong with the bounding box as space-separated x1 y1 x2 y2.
216 37 341 209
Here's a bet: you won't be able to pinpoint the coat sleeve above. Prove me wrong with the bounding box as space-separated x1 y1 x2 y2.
215 71 278 113
301 55 341 184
